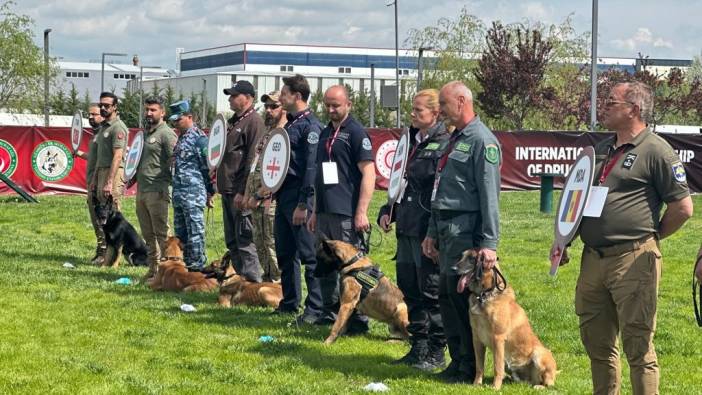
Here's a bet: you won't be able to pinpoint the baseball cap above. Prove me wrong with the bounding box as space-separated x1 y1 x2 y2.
168 100 191 121
223 80 256 97
260 91 281 104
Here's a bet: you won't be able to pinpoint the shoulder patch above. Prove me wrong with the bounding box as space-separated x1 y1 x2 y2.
117 132 124 140
425 142 440 151
362 137 372 151
455 142 471 152
485 144 499 164
672 161 687 182
308 131 319 145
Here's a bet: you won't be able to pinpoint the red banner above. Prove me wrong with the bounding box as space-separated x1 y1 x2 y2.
2 126 701 195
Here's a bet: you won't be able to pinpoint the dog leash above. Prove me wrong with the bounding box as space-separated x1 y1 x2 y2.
694 256 702 327
357 225 383 254
205 206 214 239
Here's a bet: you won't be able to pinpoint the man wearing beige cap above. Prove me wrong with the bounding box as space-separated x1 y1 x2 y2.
243 91 286 282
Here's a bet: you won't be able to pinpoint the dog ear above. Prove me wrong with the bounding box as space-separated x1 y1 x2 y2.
321 239 337 257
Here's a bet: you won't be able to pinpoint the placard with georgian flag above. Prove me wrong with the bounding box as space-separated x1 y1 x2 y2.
207 114 227 169
70 110 83 154
260 128 290 193
549 146 595 276
387 129 409 204
123 130 143 182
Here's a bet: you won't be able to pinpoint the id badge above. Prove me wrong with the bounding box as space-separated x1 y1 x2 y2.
583 186 608 217
431 176 440 202
322 161 339 185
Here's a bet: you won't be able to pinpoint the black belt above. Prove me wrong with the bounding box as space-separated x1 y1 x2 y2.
586 234 656 258
437 210 471 221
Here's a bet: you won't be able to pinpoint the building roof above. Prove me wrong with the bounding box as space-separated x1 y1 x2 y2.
58 61 168 74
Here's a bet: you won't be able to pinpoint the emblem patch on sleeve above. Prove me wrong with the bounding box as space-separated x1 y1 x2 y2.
672 162 687 182
362 137 372 151
308 132 319 144
485 144 499 164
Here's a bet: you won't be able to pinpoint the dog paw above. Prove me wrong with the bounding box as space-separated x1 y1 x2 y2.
533 385 546 390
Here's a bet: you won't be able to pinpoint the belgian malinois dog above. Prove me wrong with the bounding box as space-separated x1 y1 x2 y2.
315 239 409 345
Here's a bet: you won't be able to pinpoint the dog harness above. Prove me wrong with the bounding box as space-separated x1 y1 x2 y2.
349 266 385 302
473 260 507 305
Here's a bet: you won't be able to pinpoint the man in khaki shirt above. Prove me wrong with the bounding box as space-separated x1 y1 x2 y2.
553 82 693 395
136 96 177 277
92 92 128 210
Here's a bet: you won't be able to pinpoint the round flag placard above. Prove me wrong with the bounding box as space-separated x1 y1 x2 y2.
70 110 83 153
375 139 398 180
550 146 595 275
0 139 18 177
387 130 409 204
260 128 290 193
124 131 144 182
207 114 227 169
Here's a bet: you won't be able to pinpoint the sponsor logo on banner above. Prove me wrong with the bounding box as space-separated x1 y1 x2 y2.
31 141 74 182
374 139 397 180
0 139 18 177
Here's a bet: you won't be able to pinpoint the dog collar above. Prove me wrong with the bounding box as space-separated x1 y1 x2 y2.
343 251 365 267
476 267 507 305
160 256 183 261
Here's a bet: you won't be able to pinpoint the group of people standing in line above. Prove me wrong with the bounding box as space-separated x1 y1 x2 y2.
76 75 695 394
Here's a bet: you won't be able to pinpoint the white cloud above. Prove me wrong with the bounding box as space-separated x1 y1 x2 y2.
611 27 673 52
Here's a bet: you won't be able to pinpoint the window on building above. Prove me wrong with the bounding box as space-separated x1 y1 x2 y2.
65 72 70 77
77 72 83 78
338 67 352 74
345 67 351 73
338 67 345 73
85 72 89 78
286 65 294 72
114 73 119 79
280 65 286 71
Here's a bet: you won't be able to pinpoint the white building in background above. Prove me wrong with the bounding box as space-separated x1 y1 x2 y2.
55 61 170 101
134 43 431 114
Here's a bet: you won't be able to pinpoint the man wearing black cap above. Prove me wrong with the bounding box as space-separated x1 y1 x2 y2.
218 80 265 282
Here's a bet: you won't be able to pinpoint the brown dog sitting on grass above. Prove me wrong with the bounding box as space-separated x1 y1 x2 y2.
205 252 283 308
454 250 558 390
147 236 218 292
315 239 409 345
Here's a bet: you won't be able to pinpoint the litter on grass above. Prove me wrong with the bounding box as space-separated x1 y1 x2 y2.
363 382 389 392
180 304 196 312
114 277 132 285
62 262 75 269
258 335 275 343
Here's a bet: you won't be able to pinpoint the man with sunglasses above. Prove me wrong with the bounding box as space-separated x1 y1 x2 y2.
242 91 285 282
74 104 106 265
552 82 692 395
218 80 264 283
92 92 128 210
136 96 177 278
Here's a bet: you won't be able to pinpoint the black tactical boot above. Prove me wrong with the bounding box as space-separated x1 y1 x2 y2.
413 343 446 371
391 338 428 366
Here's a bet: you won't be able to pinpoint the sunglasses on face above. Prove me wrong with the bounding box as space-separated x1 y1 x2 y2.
88 113 100 117
264 104 281 110
98 103 113 108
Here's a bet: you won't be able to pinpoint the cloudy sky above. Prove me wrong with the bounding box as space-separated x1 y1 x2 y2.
14 0 702 69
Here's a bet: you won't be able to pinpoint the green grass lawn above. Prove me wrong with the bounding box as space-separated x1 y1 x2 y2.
0 191 701 394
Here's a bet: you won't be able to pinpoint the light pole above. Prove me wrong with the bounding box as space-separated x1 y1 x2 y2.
416 47 433 91
43 29 51 127
138 65 160 129
101 52 127 93
387 0 400 128
590 0 598 132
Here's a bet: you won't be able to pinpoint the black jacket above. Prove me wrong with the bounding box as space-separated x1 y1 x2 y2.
377 124 450 238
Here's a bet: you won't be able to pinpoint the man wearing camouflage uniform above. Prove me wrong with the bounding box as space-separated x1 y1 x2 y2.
169 100 214 269
244 91 284 282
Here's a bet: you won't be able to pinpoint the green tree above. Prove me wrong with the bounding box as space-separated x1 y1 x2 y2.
688 51 702 83
119 86 140 128
0 1 55 111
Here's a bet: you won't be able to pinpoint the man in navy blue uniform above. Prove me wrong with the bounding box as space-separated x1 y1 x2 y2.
274 74 325 325
308 85 376 332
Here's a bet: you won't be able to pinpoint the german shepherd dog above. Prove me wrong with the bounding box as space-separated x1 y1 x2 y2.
147 236 218 292
93 195 148 268
203 252 283 308
315 239 409 345
454 250 558 390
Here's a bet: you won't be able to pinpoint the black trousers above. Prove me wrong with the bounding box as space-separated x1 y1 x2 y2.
396 235 445 347
274 189 322 315
222 193 261 283
438 272 475 375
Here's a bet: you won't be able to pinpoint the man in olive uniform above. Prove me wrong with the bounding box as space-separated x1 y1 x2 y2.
74 104 105 265
243 91 284 282
136 96 177 277
218 80 265 283
92 92 128 209
552 82 693 395
422 81 501 384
